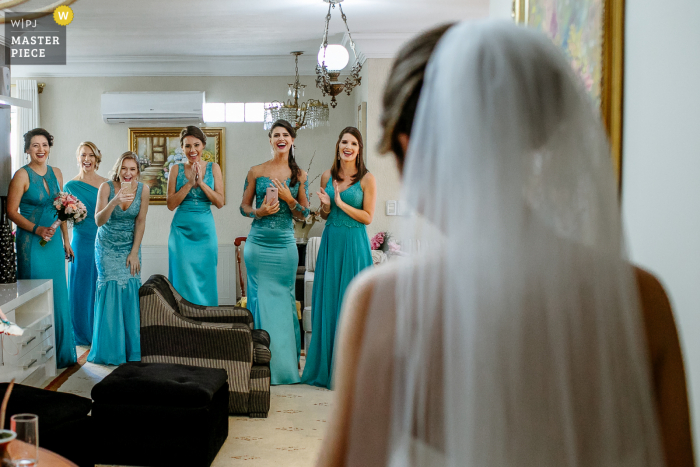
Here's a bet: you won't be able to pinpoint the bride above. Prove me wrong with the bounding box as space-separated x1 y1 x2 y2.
318 20 694 467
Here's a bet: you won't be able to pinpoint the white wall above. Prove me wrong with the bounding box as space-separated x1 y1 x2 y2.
22 76 359 245
622 0 700 449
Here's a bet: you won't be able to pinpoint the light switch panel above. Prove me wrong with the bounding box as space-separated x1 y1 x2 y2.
385 200 397 216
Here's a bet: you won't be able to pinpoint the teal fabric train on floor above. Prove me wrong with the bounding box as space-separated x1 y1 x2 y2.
168 162 218 306
16 165 77 369
88 181 143 365
243 176 304 385
301 179 373 389
64 180 99 346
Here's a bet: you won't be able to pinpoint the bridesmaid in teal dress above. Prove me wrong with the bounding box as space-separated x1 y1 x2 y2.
240 119 310 385
7 128 77 368
167 126 224 306
88 152 149 365
65 142 107 345
302 127 376 389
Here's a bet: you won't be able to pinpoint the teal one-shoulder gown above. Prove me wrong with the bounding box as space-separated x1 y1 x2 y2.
301 179 373 389
64 180 99 345
88 181 143 365
16 165 77 369
242 176 307 385
168 162 218 306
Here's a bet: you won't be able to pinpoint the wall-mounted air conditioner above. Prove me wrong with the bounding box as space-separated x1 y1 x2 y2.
101 91 204 124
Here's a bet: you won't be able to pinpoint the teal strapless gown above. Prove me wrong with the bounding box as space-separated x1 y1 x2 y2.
64 180 99 346
241 176 307 385
88 181 143 365
168 162 218 306
16 165 77 369
301 179 373 389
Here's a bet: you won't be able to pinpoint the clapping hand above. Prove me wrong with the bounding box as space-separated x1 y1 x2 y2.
256 196 280 217
333 180 343 206
271 179 294 204
317 187 331 207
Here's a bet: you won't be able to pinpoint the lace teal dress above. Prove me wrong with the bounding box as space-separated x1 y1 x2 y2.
88 181 143 365
16 165 77 369
168 162 218 306
301 178 373 388
241 176 308 385
64 180 99 346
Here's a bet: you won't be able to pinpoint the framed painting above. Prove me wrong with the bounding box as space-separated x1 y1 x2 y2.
127 127 225 205
513 0 625 186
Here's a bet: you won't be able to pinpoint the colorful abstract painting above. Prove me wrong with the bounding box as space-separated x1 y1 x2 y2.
527 0 604 105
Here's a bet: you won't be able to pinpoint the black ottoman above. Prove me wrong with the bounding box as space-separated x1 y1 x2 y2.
0 383 94 467
91 362 229 467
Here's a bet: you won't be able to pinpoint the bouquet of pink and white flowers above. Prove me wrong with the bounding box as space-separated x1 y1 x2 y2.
40 192 88 246
370 231 392 251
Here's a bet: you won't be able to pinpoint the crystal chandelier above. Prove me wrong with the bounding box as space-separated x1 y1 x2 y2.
264 52 330 131
315 0 362 108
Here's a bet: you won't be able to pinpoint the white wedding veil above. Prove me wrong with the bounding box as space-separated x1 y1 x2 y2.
384 20 664 466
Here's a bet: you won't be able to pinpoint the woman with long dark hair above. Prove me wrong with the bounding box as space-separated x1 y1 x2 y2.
302 127 375 389
7 128 77 368
167 126 224 306
240 119 310 385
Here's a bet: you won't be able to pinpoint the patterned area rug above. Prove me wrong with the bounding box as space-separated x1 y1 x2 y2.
41 347 333 466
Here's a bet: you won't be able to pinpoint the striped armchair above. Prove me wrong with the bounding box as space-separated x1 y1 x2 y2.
139 275 271 418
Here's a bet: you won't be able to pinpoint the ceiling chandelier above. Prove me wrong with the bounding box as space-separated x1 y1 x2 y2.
264 51 330 132
315 0 362 108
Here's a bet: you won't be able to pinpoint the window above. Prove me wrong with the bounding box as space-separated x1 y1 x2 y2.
10 85 18 174
203 102 266 123
203 103 225 123
225 103 244 122
244 103 265 123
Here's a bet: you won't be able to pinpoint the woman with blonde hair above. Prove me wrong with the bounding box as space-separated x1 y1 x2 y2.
319 21 693 467
65 141 108 345
88 151 149 365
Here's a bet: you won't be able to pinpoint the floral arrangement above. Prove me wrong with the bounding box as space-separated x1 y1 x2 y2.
370 231 392 251
41 193 88 246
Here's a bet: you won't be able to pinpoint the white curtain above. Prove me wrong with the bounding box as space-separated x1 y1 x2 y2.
13 80 40 174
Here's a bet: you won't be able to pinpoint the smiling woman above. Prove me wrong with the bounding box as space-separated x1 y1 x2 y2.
239 119 311 385
89 151 150 366
6 128 77 369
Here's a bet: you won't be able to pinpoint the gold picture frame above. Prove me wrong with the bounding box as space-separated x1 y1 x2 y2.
514 0 625 187
128 127 226 205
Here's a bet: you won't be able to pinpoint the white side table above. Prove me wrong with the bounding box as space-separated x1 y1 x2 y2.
0 280 56 386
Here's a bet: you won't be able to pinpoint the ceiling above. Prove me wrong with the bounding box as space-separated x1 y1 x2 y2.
2 0 489 77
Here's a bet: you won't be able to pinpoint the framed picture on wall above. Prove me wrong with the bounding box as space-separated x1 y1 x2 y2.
127 127 225 205
513 0 625 186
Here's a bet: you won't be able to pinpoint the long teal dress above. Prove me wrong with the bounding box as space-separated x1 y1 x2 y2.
241 176 307 385
302 179 373 388
168 162 218 306
64 180 99 346
16 165 77 369
88 181 143 365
